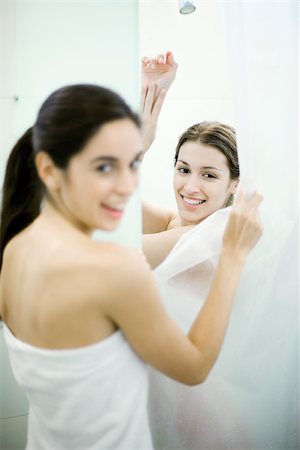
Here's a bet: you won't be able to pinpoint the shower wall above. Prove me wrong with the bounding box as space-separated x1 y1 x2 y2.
0 1 140 448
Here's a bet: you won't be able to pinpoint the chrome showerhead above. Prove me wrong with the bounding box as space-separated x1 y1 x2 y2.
179 0 196 15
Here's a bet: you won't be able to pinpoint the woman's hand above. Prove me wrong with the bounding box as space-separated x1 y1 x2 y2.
140 51 178 152
222 191 264 261
141 51 178 94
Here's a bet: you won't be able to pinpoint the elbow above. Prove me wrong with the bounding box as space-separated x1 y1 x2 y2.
173 349 216 385
187 373 207 386
182 357 214 385
182 368 209 386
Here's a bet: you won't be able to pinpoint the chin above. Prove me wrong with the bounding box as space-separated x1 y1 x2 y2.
99 221 121 232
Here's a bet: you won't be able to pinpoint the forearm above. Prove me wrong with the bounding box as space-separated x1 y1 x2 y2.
188 250 246 380
141 85 166 153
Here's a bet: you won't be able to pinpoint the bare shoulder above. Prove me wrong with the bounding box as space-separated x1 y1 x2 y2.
77 240 154 295
57 239 146 274
79 242 158 327
93 241 153 285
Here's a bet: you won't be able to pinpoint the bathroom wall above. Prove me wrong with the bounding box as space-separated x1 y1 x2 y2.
0 1 140 448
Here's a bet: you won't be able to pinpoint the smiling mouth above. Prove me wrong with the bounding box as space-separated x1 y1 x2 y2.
103 204 125 211
102 203 126 219
181 195 206 206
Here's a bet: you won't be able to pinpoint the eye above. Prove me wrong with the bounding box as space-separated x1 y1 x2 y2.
177 167 190 174
96 164 113 173
130 158 142 171
203 173 217 179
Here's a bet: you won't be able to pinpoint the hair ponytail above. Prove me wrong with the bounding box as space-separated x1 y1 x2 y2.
0 127 42 270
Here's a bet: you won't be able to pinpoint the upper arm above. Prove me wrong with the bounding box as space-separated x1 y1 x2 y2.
102 250 203 385
142 225 193 269
142 201 175 234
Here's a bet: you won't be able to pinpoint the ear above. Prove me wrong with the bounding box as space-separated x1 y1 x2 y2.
230 177 240 194
35 151 61 191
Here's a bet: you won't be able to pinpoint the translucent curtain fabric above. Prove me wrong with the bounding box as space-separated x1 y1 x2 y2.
148 2 299 449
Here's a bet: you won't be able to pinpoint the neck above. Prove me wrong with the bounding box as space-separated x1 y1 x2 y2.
41 197 93 237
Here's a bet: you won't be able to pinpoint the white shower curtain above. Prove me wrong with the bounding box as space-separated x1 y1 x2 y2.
148 2 299 449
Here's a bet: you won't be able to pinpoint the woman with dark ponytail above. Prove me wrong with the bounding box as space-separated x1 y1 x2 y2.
0 84 262 450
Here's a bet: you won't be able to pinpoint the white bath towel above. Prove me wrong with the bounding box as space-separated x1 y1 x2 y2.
4 325 152 450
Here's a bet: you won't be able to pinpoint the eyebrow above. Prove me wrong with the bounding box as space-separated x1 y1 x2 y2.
91 151 144 164
177 160 223 172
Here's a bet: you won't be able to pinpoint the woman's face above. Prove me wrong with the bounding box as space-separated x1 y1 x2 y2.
56 119 142 233
173 141 238 226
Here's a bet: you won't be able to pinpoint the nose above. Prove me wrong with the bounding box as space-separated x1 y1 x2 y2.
184 175 201 195
115 169 138 197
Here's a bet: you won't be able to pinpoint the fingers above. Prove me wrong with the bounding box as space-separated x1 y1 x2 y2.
151 54 166 67
166 51 178 67
234 190 263 214
247 192 263 217
150 57 157 69
141 56 157 69
233 190 245 208
224 190 264 256
155 54 165 64
141 52 173 68
141 56 150 68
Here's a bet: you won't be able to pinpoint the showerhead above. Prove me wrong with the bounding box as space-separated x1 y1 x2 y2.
179 0 196 15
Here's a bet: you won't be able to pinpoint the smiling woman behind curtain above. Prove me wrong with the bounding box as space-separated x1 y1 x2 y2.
147 1 299 449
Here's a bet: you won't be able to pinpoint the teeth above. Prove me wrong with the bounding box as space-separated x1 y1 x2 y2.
183 197 205 205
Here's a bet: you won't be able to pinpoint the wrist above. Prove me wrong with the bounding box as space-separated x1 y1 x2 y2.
219 247 247 270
